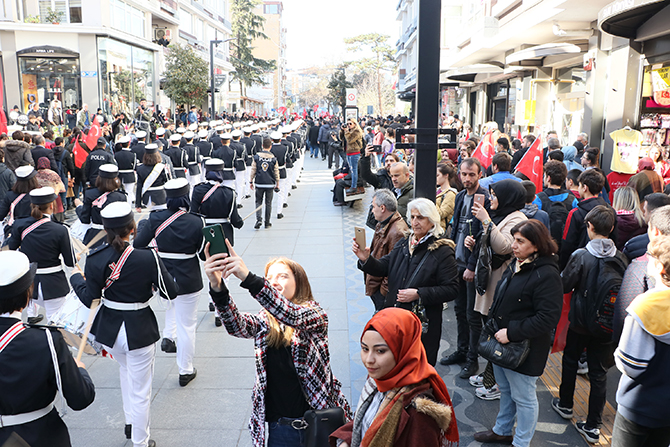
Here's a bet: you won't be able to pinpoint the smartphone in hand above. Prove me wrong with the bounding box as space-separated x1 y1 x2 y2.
473 193 485 207
354 226 366 249
202 224 229 256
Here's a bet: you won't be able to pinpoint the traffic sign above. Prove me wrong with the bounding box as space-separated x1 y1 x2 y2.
346 88 357 106
214 74 226 87
81 71 97 78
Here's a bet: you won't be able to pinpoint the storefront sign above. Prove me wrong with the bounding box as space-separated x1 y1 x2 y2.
651 67 670 105
21 74 37 112
81 71 97 78
17 45 79 58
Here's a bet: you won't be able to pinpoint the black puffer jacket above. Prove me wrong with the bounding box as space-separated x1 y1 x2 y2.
0 163 16 202
487 255 563 376
3 139 34 171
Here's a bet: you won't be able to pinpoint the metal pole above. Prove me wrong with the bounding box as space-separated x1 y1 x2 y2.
414 0 441 202
210 40 222 119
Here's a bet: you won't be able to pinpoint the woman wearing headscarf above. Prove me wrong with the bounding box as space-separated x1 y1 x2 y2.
628 157 663 203
35 156 66 220
330 308 458 447
562 146 583 172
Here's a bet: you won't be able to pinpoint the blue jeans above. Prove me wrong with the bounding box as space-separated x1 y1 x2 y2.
347 153 360 189
267 421 304 447
309 142 319 157
492 364 539 447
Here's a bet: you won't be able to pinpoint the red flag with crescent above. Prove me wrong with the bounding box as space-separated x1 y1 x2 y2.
0 72 7 135
471 131 495 168
72 138 89 168
515 135 543 191
85 119 102 150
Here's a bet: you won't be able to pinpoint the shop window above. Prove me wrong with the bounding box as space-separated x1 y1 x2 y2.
110 0 145 38
38 0 82 24
19 57 81 113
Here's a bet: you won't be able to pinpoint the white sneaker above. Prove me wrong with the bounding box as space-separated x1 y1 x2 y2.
577 359 589 375
469 373 484 387
475 384 501 400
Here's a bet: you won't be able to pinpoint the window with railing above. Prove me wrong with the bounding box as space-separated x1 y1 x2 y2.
39 0 82 24
110 0 145 38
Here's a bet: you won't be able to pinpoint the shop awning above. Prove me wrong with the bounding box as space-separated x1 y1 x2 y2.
598 0 669 39
505 43 583 65
442 62 504 83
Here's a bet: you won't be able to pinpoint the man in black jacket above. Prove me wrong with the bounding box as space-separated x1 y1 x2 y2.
30 135 58 172
440 157 491 380
84 137 116 188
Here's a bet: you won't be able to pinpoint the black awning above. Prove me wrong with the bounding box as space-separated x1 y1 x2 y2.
598 0 669 39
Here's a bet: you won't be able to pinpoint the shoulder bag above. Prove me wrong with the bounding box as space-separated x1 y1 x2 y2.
474 223 492 296
404 248 431 334
300 407 347 447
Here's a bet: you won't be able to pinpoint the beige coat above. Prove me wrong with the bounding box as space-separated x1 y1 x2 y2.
474 210 527 315
435 188 456 233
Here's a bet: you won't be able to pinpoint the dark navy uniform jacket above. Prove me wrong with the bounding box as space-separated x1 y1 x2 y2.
211 145 236 180
135 163 168 207
0 317 95 447
197 139 213 160
164 145 187 178
134 209 205 295
8 217 75 299
209 134 223 151
250 134 263 158
84 149 116 186
71 243 178 350
114 149 137 183
76 187 127 247
130 142 146 164
0 191 32 222
281 139 294 168
231 141 247 172
191 181 243 245
183 143 201 175
240 137 255 166
270 144 288 179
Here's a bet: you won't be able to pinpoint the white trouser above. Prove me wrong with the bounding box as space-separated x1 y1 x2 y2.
273 178 288 211
286 168 294 189
186 172 200 195
104 323 155 447
162 291 200 375
290 161 300 186
235 170 246 199
27 284 66 322
222 179 235 190
123 183 136 206
244 166 251 196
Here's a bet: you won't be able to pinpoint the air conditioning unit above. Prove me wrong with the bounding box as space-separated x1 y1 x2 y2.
154 28 172 42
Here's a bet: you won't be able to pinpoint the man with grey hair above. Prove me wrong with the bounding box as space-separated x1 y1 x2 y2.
30 134 59 172
389 162 414 219
577 132 589 146
365 189 409 310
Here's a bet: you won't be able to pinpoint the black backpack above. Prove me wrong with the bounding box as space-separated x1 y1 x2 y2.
538 192 573 247
583 255 628 338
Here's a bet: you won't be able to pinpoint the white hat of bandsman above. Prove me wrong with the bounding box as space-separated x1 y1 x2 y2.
200 121 209 127
0 251 37 298
144 144 159 153
155 128 166 136
215 126 224 132
101 202 134 229
16 166 36 180
270 131 282 140
99 164 119 179
30 187 57 205
135 130 147 139
184 131 195 140
118 135 131 144
221 133 232 140
170 134 182 142
176 127 186 134
165 178 190 198
242 127 253 134
246 120 254 126
198 129 209 138
223 123 233 130
231 129 243 138
188 123 198 131
280 126 291 134
205 159 224 171
250 125 259 131
233 122 241 128
259 123 268 129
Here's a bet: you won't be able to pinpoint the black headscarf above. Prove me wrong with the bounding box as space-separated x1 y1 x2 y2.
489 179 526 225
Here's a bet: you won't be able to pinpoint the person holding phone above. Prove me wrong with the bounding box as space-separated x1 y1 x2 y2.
203 240 352 447
134 178 205 385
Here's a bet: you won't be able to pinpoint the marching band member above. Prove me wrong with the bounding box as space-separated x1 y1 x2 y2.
71 202 178 447
8 187 75 321
182 131 201 191
0 250 95 447
241 127 257 199
231 129 247 207
75 164 128 248
0 166 38 243
196 129 212 183
114 135 137 207
269 132 288 220
211 132 236 189
135 145 168 212
165 134 188 179
134 178 205 384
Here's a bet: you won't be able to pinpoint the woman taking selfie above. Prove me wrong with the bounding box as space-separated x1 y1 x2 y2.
204 240 351 447
330 307 458 447
474 220 562 447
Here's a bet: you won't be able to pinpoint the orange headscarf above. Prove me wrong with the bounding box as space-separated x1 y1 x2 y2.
362 308 458 445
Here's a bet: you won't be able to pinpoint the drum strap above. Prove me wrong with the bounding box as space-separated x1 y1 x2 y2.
202 183 220 202
104 245 134 291
8 194 26 226
21 218 50 241
142 163 165 197
149 210 186 249
0 321 26 355
92 192 110 208
45 327 66 416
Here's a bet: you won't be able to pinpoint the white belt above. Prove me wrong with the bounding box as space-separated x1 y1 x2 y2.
236 158 245 161
205 218 230 224
147 186 164 191
223 167 234 171
118 169 134 173
36 265 63 275
188 161 198 165
157 251 196 260
101 298 150 311
278 164 285 169
91 223 104 230
202 157 211 160
0 402 54 428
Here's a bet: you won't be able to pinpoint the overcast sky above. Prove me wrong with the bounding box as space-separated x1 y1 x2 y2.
279 0 399 69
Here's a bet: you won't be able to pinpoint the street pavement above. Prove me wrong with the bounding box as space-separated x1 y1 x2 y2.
60 156 607 446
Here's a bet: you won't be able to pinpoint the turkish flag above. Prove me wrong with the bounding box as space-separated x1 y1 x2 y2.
517 128 522 140
471 131 495 168
302 109 307 119
72 138 89 168
0 72 7 135
515 135 543 191
85 120 102 150
252 110 257 117
313 104 318 112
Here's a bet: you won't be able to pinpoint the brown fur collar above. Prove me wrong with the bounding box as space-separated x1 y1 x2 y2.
400 232 456 251
413 396 453 431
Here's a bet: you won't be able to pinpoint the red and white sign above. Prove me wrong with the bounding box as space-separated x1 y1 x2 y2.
346 88 357 106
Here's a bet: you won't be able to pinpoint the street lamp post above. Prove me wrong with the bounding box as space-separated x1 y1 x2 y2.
210 39 223 118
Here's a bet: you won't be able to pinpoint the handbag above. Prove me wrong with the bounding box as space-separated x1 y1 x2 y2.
478 318 530 369
474 223 492 296
301 407 346 447
404 249 431 334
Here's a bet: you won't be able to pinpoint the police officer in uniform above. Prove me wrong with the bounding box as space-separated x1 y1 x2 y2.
8 187 75 322
84 137 116 188
0 251 95 447
211 132 236 189
196 129 213 183
269 131 288 219
136 145 168 211
131 130 148 163
0 166 38 245
240 127 256 199
230 129 247 206
182 131 201 191
134 178 204 384
70 202 178 447
165 134 188 179
75 164 128 248
114 136 137 206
